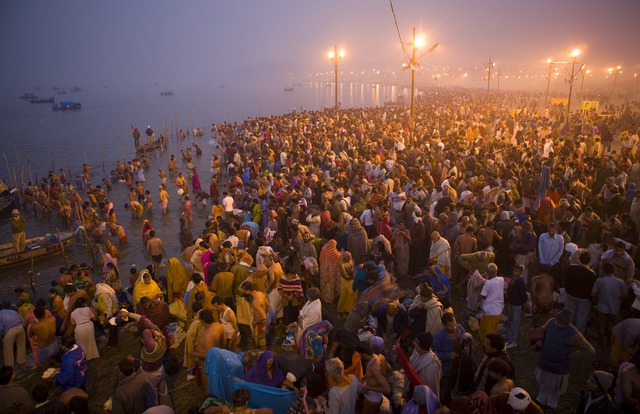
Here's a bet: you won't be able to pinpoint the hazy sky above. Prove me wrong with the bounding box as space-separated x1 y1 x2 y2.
1 0 639 89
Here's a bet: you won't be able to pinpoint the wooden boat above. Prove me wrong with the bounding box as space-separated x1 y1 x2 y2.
160 90 174 96
19 93 37 100
52 101 81 111
29 97 54 104
0 193 18 218
284 87 294 92
135 139 165 153
0 232 74 268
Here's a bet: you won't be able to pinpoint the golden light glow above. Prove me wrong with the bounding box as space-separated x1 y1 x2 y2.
414 35 425 49
570 49 580 57
547 58 552 63
339 50 345 58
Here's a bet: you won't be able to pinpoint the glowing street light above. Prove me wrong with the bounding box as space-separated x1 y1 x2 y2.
608 65 622 97
402 28 438 145
544 58 554 108
328 45 345 115
579 68 591 104
565 48 581 125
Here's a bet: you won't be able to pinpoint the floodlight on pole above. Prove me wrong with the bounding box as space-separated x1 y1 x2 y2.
404 27 438 146
608 65 622 97
565 48 581 125
328 45 345 115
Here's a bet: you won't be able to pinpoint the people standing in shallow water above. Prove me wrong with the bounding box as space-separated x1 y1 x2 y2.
6 89 640 413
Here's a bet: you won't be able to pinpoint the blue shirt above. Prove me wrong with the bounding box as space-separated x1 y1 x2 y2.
0 309 24 337
432 324 466 376
55 345 87 390
537 232 564 266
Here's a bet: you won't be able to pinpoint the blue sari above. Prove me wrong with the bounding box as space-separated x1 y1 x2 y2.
205 348 245 402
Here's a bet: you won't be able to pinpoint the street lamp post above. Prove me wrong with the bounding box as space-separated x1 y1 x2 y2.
409 28 422 146
635 73 639 100
544 58 554 109
402 28 437 146
608 65 622 97
565 48 580 125
579 68 590 104
328 45 345 115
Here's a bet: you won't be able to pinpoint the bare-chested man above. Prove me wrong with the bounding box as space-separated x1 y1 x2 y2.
146 230 167 267
211 296 240 351
477 221 502 251
239 281 268 350
29 306 59 368
620 358 640 412
191 309 225 383
452 225 478 283
531 265 555 314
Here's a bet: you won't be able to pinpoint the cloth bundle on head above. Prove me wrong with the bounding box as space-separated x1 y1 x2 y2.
508 387 531 411
592 370 614 393
12 209 19 216
555 308 572 326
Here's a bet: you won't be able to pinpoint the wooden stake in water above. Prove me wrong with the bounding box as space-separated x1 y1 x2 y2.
56 228 69 269
3 153 13 188
14 144 22 170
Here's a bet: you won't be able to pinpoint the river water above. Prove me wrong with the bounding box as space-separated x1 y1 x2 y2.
0 81 407 300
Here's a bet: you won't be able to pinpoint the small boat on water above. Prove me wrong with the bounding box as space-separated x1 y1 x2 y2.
284 87 294 92
29 97 54 104
19 93 38 100
52 101 82 111
0 232 74 268
160 90 174 96
0 192 19 219
135 139 165 153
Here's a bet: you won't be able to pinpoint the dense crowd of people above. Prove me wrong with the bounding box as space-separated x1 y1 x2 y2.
2 91 640 414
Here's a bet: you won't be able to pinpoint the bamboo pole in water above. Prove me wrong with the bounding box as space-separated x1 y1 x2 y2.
56 228 69 269
14 144 22 170
3 153 13 187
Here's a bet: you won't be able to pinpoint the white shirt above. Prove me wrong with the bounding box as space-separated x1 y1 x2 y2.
222 196 234 212
360 209 375 227
481 276 504 316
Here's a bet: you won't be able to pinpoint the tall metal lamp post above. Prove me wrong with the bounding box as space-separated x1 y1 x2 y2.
544 58 554 109
565 48 581 125
608 65 622 97
402 28 438 146
328 45 345 115
579 68 590 104
635 73 639 100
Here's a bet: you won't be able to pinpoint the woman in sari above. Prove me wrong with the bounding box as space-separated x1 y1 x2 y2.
298 320 333 365
319 240 344 304
166 257 190 301
203 347 245 402
244 350 290 389
377 214 392 240
391 221 412 278
132 269 163 306
192 168 202 193
337 251 357 315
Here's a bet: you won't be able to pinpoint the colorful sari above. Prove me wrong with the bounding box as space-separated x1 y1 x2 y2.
297 320 333 364
319 240 343 303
